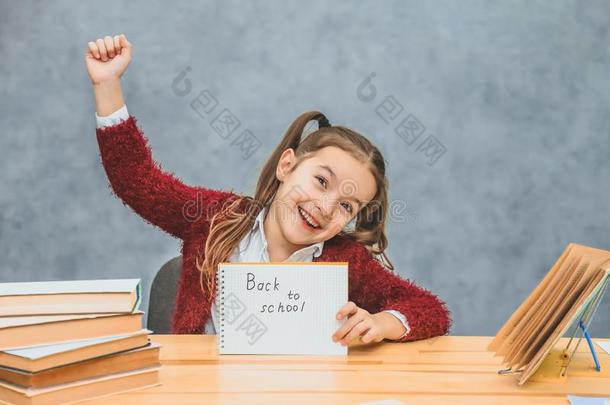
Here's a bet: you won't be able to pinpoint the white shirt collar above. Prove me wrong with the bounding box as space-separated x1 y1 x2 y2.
253 205 324 260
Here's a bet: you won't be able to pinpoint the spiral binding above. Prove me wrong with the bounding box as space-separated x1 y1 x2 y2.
216 267 225 349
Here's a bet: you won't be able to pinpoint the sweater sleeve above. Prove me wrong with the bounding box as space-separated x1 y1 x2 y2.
95 114 234 239
350 245 452 342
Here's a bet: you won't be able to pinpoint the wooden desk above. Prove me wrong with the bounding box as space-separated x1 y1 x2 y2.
85 335 610 404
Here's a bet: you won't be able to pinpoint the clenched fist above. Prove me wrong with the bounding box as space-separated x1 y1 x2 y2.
85 34 132 85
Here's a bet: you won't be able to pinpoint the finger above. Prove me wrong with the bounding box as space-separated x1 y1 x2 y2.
118 34 132 58
87 41 100 59
361 327 382 344
103 35 115 58
336 301 357 320
113 35 121 55
96 38 108 61
341 320 370 345
333 310 366 342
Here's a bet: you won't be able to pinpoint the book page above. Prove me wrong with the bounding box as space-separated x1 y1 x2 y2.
2 329 151 359
0 279 141 296
518 267 610 384
502 253 580 362
491 244 576 356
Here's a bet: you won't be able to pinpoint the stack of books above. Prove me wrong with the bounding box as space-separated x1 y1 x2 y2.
0 279 161 404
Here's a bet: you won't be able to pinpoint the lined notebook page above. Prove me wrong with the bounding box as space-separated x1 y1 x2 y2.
217 262 348 355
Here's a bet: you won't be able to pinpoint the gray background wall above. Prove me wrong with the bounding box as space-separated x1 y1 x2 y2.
1 0 609 336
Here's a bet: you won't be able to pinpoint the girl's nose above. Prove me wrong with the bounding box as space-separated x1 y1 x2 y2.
316 192 340 218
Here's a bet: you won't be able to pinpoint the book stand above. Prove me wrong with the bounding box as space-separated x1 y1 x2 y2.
498 274 610 383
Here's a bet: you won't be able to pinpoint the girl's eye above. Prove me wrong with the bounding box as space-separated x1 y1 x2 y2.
315 176 328 188
341 202 353 213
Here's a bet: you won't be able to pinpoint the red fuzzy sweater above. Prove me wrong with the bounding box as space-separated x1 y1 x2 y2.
95 115 452 342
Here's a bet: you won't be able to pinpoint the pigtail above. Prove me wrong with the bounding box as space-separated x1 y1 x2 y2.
255 111 331 207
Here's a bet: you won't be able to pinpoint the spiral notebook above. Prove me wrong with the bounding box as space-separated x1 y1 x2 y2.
216 262 348 355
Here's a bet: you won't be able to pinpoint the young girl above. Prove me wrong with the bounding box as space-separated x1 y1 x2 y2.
85 33 452 345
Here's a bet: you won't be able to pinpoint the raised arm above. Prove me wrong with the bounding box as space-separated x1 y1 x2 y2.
86 34 234 239
97 111 235 239
350 244 452 342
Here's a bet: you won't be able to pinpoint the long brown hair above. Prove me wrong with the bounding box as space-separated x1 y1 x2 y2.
196 111 394 308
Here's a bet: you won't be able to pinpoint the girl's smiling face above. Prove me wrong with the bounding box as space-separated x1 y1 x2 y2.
266 146 378 253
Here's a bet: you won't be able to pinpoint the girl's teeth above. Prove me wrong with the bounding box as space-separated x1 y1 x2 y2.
299 207 319 228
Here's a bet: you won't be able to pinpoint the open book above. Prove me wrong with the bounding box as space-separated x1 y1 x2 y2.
216 262 348 355
488 243 610 385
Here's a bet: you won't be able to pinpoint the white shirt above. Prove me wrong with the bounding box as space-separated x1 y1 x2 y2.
96 105 410 340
